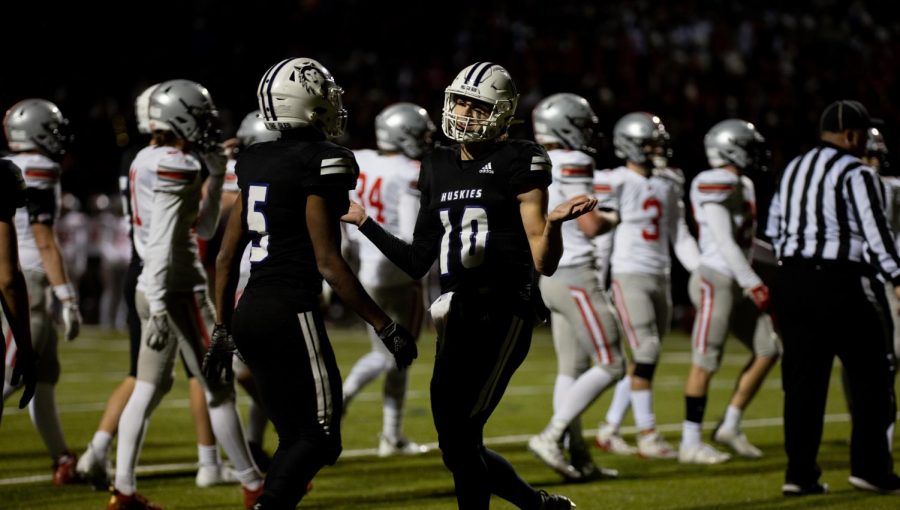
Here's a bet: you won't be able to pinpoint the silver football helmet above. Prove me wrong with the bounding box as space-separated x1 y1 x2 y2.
148 79 220 150
256 57 347 139
704 119 768 171
3 98 71 156
865 127 889 172
442 62 518 143
613 112 671 168
135 83 160 135
375 103 435 159
237 111 281 147
532 93 598 152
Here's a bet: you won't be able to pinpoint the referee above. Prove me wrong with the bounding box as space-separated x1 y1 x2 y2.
767 99 899 495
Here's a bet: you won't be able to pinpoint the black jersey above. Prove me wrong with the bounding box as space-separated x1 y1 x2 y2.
0 159 26 219
360 139 551 298
236 133 359 308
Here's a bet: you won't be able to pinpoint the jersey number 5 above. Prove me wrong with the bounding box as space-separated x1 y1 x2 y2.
247 184 270 263
439 207 489 275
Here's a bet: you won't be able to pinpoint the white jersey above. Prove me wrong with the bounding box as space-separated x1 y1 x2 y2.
130 145 208 314
690 168 759 287
4 153 62 273
548 149 595 267
595 166 697 275
223 159 239 193
346 149 421 287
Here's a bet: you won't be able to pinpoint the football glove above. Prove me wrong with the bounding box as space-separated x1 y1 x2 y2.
377 321 417 369
10 350 38 409
61 301 82 341
145 312 172 351
748 284 770 312
202 324 240 383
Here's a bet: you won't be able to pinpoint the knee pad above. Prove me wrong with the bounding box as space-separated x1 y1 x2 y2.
633 362 657 382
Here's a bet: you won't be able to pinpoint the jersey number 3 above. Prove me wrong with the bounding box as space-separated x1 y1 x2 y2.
439 207 489 275
247 184 270 263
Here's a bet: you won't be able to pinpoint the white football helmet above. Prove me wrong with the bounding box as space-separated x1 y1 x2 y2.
135 83 160 135
237 110 281 147
148 79 220 150
704 119 768 171
532 93 598 152
613 112 671 168
375 102 435 159
442 62 518 143
3 98 71 156
257 57 347 139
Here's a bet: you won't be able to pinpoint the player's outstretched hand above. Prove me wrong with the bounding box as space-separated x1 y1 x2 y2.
340 201 368 227
377 321 417 369
202 324 240 383
549 195 598 224
10 350 38 409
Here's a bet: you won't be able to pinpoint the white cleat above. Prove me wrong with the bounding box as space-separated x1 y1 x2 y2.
76 443 111 490
713 427 763 459
637 431 678 459
678 442 731 465
595 424 637 455
196 464 240 488
377 434 430 457
528 434 582 481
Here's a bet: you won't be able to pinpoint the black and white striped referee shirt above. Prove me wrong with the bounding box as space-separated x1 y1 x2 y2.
765 142 900 283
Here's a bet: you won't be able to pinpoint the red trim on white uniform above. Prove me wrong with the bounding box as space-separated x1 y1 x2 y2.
569 286 614 365
611 280 639 349
694 278 715 354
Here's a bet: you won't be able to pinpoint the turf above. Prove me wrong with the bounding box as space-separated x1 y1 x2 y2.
1 325 897 509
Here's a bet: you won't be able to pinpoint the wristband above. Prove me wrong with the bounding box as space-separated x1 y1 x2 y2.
52 283 76 302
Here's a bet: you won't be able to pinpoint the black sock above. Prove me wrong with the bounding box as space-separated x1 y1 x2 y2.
685 395 707 424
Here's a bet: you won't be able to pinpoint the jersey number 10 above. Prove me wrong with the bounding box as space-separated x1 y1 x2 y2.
439 207 489 275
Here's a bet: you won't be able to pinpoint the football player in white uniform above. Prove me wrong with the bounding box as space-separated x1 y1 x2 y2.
341 102 434 457
107 80 263 510
1 99 83 484
678 119 780 464
526 93 626 481
593 112 700 459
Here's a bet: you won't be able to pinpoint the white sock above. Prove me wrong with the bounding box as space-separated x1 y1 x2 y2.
198 444 219 467
247 401 267 445
681 420 702 448
29 383 68 458
721 405 742 432
115 381 158 495
90 431 113 462
552 374 575 413
542 419 569 441
343 351 390 405
553 366 615 435
236 468 262 490
382 367 408 440
632 389 656 431
605 375 632 428
207 395 261 482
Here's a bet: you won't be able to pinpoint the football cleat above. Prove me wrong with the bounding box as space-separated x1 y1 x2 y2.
107 489 163 510
637 431 678 459
537 489 577 509
76 443 111 490
678 442 731 465
713 426 763 459
848 474 900 495
528 434 582 481
52 452 81 485
782 482 830 496
243 484 265 509
377 434 430 457
195 464 239 488
595 424 637 455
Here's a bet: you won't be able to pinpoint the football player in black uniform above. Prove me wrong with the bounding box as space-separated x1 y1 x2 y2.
343 62 596 510
0 159 37 424
205 57 417 510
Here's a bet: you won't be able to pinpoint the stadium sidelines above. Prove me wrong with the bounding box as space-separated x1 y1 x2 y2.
0 411 864 487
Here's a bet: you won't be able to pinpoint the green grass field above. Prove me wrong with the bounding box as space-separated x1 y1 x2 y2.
1 325 897 509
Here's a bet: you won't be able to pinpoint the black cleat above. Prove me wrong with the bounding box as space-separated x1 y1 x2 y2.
537 489 576 509
782 482 829 496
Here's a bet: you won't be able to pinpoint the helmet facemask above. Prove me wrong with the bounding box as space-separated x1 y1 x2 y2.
441 63 519 143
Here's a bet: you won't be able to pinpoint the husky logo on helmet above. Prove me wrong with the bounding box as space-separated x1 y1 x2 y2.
3 98 71 157
704 119 769 172
257 57 348 139
442 62 519 143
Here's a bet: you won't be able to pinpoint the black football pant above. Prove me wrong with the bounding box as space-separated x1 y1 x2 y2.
431 292 541 510
774 261 896 487
124 255 142 377
233 290 343 509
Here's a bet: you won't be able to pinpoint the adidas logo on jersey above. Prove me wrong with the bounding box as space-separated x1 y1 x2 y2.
479 162 494 174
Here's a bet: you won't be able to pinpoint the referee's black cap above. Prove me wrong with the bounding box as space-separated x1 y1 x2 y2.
820 100 883 132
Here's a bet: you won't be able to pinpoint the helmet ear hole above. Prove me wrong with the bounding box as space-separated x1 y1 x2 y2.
257 58 347 139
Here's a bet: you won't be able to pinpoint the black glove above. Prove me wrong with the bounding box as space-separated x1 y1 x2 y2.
11 350 38 409
377 321 417 369
202 324 240 383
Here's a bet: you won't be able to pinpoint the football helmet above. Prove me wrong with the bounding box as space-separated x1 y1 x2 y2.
135 83 160 135
256 57 347 139
375 102 435 159
865 127 889 171
704 119 769 171
613 112 671 168
3 99 71 156
442 62 518 143
236 110 281 147
532 93 599 152
148 79 220 150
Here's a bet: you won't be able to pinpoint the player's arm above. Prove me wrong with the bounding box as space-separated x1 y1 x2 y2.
195 152 226 240
0 221 34 354
143 178 193 316
213 194 248 327
702 202 763 291
519 186 597 276
670 196 700 272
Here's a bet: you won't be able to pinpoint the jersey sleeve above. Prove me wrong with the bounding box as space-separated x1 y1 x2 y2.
19 158 61 226
1 160 26 219
305 146 360 191
509 142 552 194
556 151 594 199
592 169 618 211
691 172 736 206
153 153 202 193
